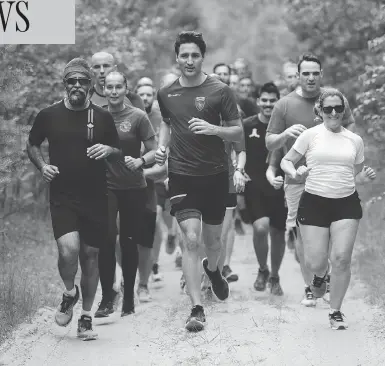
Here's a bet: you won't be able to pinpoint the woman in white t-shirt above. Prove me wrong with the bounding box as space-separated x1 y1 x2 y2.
280 88 376 330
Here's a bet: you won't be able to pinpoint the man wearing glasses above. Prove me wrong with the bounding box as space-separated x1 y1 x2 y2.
265 53 355 308
26 58 121 340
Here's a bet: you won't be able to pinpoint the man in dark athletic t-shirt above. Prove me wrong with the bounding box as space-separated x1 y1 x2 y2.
27 58 121 341
155 31 243 332
90 52 145 111
243 82 287 297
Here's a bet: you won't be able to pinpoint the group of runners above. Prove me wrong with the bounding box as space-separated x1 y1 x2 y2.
27 31 376 340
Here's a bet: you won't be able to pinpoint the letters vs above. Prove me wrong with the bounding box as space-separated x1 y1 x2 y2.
0 1 29 32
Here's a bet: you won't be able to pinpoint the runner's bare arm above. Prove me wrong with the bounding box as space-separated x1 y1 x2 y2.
280 148 305 180
266 131 289 151
355 165 376 184
188 117 243 142
141 136 157 165
26 139 47 172
158 120 171 149
143 163 167 181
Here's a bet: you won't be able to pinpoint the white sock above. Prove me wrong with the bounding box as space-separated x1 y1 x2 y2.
329 308 339 314
81 310 92 317
64 287 76 297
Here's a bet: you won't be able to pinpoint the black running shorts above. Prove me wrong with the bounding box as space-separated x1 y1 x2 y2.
50 198 108 249
168 171 228 225
226 193 237 209
244 181 287 230
297 190 363 228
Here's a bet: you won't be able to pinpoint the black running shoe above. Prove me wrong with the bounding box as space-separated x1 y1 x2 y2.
121 299 135 317
55 285 80 327
329 311 348 330
94 295 114 318
268 276 284 296
77 315 98 340
254 268 270 291
202 258 230 301
222 265 239 283
310 273 328 298
185 305 206 332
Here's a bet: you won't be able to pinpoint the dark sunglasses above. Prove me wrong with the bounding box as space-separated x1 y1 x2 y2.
65 77 91 87
322 105 344 114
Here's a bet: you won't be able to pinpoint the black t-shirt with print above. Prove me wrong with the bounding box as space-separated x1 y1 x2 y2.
157 75 240 176
28 101 120 202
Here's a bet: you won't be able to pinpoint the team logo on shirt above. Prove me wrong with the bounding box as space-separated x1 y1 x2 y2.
249 128 260 138
120 121 132 132
195 97 206 111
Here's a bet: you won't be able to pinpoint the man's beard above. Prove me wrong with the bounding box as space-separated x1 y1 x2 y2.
145 102 153 114
68 90 86 106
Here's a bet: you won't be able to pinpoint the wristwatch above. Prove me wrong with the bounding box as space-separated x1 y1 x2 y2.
141 157 146 166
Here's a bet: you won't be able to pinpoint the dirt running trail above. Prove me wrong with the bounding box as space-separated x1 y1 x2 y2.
1 228 385 366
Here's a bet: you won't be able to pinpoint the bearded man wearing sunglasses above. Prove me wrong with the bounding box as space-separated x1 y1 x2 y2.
27 58 121 340
265 53 356 308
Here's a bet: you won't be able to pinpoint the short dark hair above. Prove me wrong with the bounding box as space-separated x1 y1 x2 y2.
259 82 280 100
213 63 231 74
174 31 207 57
298 53 322 73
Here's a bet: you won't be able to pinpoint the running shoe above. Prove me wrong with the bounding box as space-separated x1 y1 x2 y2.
329 311 348 330
202 258 229 301
166 234 177 254
77 315 98 341
222 265 239 283
310 273 328 298
121 299 135 317
137 285 152 303
268 276 284 296
94 296 113 318
185 305 206 332
301 286 317 307
253 268 270 291
323 274 331 304
55 285 79 327
203 286 214 301
152 263 164 282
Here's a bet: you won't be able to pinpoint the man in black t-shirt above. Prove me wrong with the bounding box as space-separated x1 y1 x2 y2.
243 82 287 296
27 58 121 341
155 31 243 332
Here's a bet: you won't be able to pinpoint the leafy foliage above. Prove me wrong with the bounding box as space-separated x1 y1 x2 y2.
284 0 385 99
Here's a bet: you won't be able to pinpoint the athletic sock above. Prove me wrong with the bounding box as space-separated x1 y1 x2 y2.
64 287 76 297
81 310 92 317
329 308 339 314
